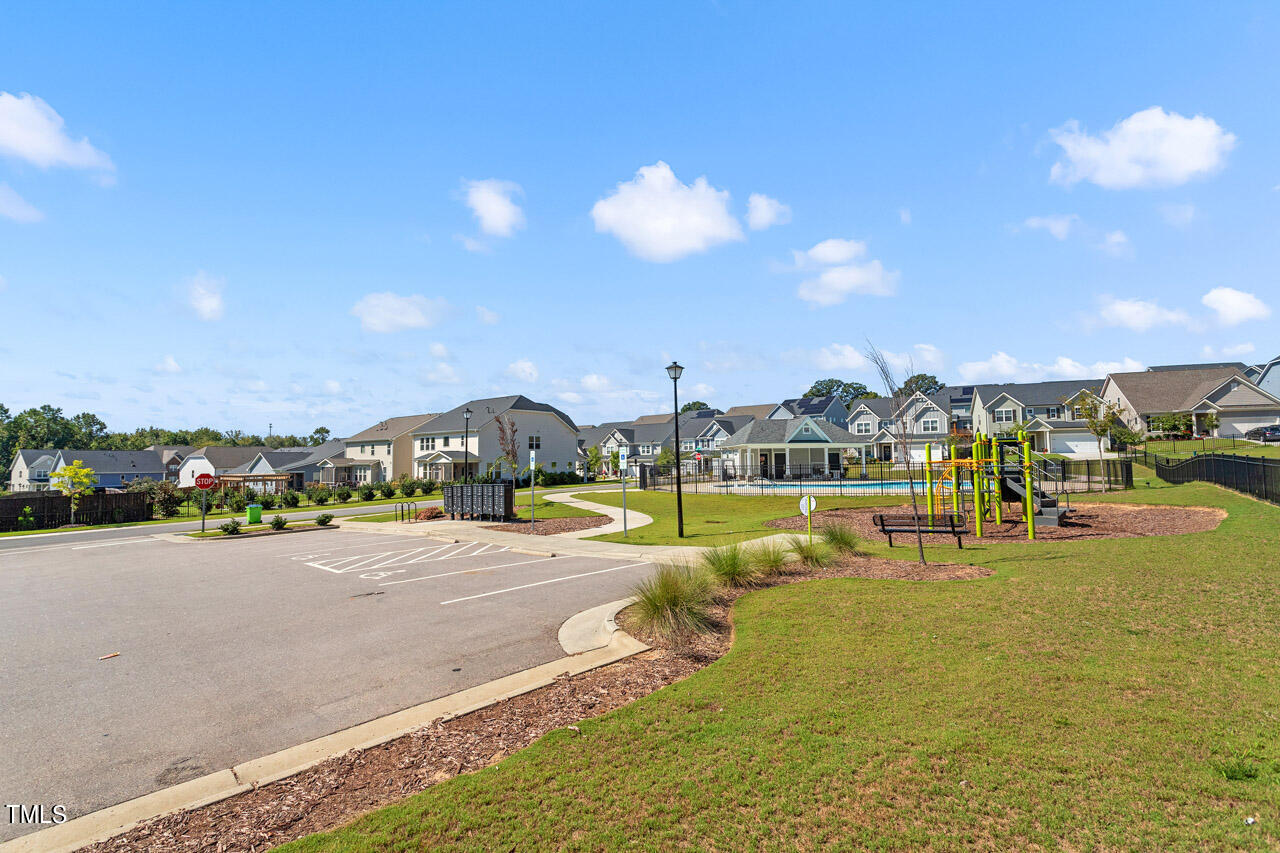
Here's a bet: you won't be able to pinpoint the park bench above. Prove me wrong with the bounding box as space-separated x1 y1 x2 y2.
871 512 967 548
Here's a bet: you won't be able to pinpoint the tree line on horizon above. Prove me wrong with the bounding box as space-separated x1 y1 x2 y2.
0 403 332 467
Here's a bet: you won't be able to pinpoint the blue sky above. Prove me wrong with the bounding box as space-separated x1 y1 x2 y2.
2 2 1277 434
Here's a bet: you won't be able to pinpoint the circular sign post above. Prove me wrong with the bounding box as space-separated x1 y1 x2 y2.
799 495 817 544
195 474 215 533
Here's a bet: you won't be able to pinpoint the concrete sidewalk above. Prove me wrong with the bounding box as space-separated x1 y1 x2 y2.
541 489 652 538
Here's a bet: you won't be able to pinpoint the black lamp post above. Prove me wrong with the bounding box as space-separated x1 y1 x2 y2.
666 361 685 538
463 407 472 483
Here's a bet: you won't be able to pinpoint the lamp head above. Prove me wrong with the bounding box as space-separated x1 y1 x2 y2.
666 361 684 381
464 407 472 422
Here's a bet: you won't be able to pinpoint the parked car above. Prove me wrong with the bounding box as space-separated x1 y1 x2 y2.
1244 425 1280 442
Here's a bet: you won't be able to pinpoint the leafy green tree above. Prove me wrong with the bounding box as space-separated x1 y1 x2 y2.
899 373 944 396
310 426 331 445
804 379 879 407
1074 396 1122 492
585 446 603 476
609 449 620 475
679 401 710 414
654 446 677 467
50 460 97 524
1200 412 1220 436
69 412 110 448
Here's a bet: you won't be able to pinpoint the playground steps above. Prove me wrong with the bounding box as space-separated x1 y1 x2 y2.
1000 474 1067 527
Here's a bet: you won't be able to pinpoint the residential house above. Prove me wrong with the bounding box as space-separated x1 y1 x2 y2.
943 386 975 432
1101 366 1280 438
723 404 777 420
768 395 850 428
969 379 1104 454
219 442 347 492
597 410 725 475
178 446 280 487
341 414 439 484
49 450 166 491
7 450 57 492
145 445 195 482
576 421 631 474
411 396 579 481
1250 354 1280 398
721 416 863 477
846 392 952 461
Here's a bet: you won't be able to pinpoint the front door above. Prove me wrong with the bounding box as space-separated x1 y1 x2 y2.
773 452 787 476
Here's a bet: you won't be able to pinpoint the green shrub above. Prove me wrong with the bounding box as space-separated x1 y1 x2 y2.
315 513 334 527
422 478 439 494
358 484 375 502
820 522 866 556
312 489 330 506
378 483 395 499
243 487 259 503
628 562 717 645
219 518 242 535
701 543 761 588
269 514 287 531
748 540 788 576
787 535 831 569
259 493 277 510
17 506 37 531
282 490 301 508
399 479 419 498
336 487 353 503
228 492 248 512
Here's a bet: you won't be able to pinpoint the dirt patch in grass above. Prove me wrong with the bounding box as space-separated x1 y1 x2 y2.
85 554 982 852
483 514 612 535
766 502 1225 544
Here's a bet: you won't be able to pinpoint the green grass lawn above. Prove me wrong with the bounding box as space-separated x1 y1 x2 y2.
1142 444 1280 460
285 479 1280 851
582 490 907 547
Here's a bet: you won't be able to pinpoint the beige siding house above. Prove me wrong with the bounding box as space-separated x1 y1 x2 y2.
340 414 439 483
1101 366 1280 437
411 395 579 481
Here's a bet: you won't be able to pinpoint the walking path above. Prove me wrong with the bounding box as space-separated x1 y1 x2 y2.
541 489 650 538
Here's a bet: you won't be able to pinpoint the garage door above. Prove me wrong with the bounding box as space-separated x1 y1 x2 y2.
1220 413 1280 437
1049 431 1098 454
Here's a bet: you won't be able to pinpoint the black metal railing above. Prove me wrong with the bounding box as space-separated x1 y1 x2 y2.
1152 452 1280 504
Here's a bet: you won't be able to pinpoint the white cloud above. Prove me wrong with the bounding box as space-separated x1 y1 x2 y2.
0 183 43 222
797 260 898 306
0 92 114 172
813 344 869 371
1097 295 1190 332
462 178 525 237
1202 342 1255 358
590 161 744 262
429 342 449 359
1201 286 1271 325
957 351 1144 383
746 193 791 230
1049 107 1236 189
899 208 912 225
323 379 342 395
884 343 946 373
1159 202 1196 227
154 355 182 374
423 362 460 384
582 373 612 392
1099 229 1131 257
557 391 584 404
187 271 225 321
350 292 447 333
476 305 499 324
1023 214 1077 240
506 359 539 382
803 237 865 265
690 382 715 396
454 234 490 253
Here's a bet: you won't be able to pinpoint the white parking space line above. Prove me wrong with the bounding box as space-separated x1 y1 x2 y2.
71 538 161 550
301 541 513 574
439 562 651 605
0 536 159 558
379 555 567 586
274 535 435 559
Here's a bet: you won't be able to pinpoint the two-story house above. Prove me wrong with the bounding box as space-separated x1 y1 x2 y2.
970 379 1104 453
768 395 850 429
7 450 57 492
846 392 951 461
411 395 578 481
340 414 439 484
145 445 195 483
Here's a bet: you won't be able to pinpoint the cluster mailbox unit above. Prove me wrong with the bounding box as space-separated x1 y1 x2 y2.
442 483 515 522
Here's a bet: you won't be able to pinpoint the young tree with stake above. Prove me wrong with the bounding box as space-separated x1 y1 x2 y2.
49 460 97 525
865 342 928 566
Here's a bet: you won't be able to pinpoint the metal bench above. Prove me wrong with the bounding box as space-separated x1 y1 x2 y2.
871 512 967 548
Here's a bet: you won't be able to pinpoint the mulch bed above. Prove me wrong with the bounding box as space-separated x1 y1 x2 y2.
483 512 612 536
85 554 984 852
767 502 1225 544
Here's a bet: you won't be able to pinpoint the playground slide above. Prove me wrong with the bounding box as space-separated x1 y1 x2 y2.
1000 474 1067 527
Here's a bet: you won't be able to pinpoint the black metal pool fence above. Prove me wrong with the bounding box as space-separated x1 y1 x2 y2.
1135 451 1280 505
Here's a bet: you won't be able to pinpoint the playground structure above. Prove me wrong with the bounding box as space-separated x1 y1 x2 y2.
924 430 1068 541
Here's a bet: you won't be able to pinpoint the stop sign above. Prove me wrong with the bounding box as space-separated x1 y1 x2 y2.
195 473 216 490
694 453 702 461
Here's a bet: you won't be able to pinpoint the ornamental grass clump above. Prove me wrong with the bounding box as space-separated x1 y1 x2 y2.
701 543 762 588
820 522 866 557
629 562 717 645
748 539 789 577
787 535 831 569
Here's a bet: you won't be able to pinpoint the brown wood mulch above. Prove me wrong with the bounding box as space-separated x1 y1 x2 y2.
766 502 1225 544
84 553 986 853
483 513 612 536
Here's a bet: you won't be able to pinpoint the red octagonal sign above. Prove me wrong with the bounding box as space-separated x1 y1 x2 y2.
195 473 216 490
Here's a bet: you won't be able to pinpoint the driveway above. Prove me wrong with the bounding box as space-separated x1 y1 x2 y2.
0 527 654 842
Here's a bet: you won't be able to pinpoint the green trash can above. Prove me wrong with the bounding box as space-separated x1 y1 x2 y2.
246 504 263 524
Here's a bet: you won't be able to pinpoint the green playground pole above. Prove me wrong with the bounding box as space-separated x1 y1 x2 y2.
972 434 984 537
924 444 935 518
991 434 1003 525
1019 430 1035 540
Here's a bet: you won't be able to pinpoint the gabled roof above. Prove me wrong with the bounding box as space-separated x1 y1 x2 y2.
723 404 777 420
414 396 578 434
722 417 860 447
778 395 847 418
972 379 1102 408
275 440 347 471
1106 367 1249 414
227 449 312 475
53 449 165 474
1147 361 1247 372
187 446 279 469
631 413 673 425
577 421 631 448
346 414 439 443
13 449 57 468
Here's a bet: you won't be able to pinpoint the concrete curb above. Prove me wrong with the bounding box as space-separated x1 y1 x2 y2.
1 605 649 853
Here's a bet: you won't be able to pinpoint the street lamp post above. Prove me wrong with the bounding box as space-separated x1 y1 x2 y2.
666 361 685 538
463 407 472 483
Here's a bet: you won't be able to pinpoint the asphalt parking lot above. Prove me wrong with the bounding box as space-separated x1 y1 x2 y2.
0 528 654 841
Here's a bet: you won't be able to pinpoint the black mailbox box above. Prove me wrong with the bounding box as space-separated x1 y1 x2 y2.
442 483 514 521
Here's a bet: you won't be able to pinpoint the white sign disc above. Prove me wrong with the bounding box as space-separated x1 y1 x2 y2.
799 495 817 516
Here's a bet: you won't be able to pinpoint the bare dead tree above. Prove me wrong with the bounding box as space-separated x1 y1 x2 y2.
865 341 927 566
495 415 519 479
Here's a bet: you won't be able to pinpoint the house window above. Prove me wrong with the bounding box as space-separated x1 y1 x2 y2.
879 420 892 430
855 422 871 435
994 409 1015 423
921 418 940 433
443 436 450 447
419 436 436 451
801 425 812 434
1044 406 1062 420
528 436 541 450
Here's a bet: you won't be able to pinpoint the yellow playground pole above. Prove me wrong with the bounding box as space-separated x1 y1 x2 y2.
950 456 961 515
990 434 1003 525
924 444 935 518
1019 430 1035 541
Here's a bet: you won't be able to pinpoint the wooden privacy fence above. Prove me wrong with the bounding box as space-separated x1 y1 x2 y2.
0 491 153 532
